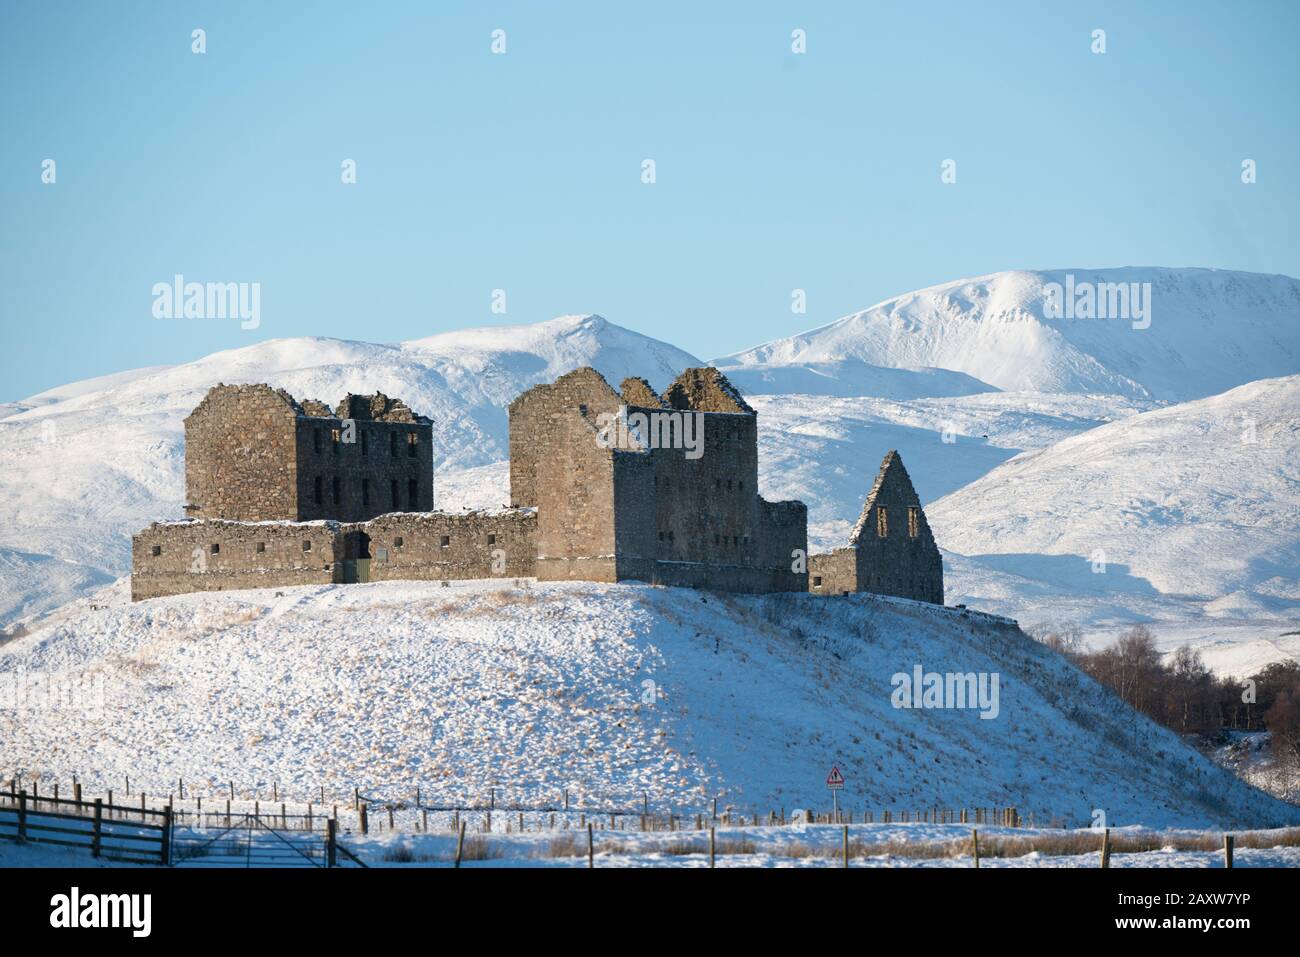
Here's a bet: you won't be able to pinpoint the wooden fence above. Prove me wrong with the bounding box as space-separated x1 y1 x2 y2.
0 789 170 865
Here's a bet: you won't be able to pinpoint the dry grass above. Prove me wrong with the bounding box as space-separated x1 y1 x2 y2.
526 826 1300 864
422 586 543 620
458 834 504 861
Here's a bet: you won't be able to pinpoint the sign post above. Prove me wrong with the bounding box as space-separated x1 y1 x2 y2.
826 765 845 823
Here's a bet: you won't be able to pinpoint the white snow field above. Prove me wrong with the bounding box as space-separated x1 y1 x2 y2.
3 579 1297 832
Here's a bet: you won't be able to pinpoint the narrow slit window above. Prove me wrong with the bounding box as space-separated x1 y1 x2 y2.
362 478 371 508
391 479 399 509
408 478 418 507
314 476 323 505
332 476 341 505
876 506 888 538
908 506 919 539
407 432 419 458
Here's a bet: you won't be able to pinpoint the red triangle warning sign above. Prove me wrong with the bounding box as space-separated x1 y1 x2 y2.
826 765 845 788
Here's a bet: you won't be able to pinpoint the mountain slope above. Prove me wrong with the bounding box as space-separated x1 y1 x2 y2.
720 267 1300 401
928 375 1300 642
3 579 1294 829
746 391 1154 551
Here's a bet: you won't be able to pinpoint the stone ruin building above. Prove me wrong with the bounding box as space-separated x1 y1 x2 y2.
131 368 944 605
808 450 944 604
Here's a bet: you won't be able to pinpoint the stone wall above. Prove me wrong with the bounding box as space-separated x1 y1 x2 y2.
651 409 759 569
292 414 433 523
508 368 623 509
364 510 537 582
758 497 809 592
533 405 627 583
131 520 345 600
808 549 859 596
184 385 301 521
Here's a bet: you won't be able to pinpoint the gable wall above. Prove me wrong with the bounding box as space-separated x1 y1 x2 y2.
185 386 301 521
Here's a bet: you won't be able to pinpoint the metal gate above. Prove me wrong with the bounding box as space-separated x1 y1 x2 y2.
172 815 363 868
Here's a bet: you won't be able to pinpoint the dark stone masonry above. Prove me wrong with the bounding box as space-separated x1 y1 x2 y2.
131 367 944 605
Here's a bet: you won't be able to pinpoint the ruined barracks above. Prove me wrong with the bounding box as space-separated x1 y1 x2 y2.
130 367 944 604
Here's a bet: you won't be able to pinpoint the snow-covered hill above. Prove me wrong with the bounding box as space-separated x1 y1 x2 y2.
928 375 1300 668
720 268 1300 401
3 579 1295 830
0 315 697 624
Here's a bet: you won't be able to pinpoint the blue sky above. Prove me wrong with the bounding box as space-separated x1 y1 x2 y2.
2 0 1297 401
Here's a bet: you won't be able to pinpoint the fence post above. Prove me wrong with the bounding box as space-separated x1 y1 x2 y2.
1100 828 1111 869
972 829 980 868
587 823 594 868
326 818 337 868
92 799 103 858
161 807 172 866
74 781 82 804
842 825 849 868
359 803 369 835
16 790 27 841
709 826 716 868
1223 834 1234 869
454 820 466 868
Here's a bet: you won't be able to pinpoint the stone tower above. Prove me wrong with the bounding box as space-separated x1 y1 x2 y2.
183 383 434 523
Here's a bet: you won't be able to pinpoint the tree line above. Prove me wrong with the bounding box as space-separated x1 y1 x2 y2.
1029 623 1300 794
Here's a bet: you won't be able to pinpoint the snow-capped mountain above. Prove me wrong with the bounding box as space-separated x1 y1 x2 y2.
719 267 1300 401
0 315 698 624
